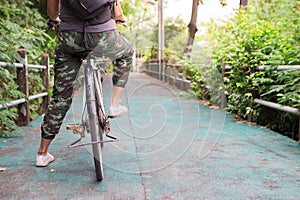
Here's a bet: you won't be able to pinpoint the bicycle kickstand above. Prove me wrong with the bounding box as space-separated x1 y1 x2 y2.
66 123 85 148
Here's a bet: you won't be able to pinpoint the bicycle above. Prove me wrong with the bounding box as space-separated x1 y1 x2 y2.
46 20 118 181
66 52 118 182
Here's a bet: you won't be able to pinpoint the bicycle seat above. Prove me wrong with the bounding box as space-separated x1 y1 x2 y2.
71 50 92 59
71 50 102 60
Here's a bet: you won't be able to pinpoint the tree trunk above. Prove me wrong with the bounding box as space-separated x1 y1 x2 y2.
183 0 199 57
240 0 248 8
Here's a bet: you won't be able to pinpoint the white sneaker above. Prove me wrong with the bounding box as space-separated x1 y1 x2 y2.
36 152 54 167
108 104 128 118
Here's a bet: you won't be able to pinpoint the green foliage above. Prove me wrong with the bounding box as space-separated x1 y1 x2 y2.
188 0 300 138
116 0 157 62
0 67 25 136
163 18 187 62
181 0 299 138
262 69 300 107
181 59 224 107
118 0 188 63
0 109 21 137
214 0 299 113
0 0 56 136
160 17 187 49
142 17 187 63
0 0 56 62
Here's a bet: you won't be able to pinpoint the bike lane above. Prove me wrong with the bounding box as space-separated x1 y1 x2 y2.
0 73 299 199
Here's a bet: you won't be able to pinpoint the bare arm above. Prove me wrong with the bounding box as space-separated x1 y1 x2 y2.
47 0 60 20
114 0 127 25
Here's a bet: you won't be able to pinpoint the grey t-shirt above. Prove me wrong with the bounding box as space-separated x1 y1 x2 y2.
59 3 116 33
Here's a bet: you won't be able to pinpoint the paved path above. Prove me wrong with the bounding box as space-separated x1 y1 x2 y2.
0 73 299 200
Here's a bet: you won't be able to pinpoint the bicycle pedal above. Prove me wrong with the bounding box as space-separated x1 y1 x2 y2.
66 123 85 136
66 123 81 131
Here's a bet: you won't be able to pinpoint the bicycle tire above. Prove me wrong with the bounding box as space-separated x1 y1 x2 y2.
97 106 105 149
94 70 105 148
84 64 104 181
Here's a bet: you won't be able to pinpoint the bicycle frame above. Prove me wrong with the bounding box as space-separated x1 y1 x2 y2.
67 57 117 148
66 55 117 181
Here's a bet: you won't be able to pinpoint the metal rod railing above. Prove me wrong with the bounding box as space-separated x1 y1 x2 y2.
0 50 51 126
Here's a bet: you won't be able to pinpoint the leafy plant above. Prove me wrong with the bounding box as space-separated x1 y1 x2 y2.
262 69 300 107
0 67 25 136
188 0 299 139
0 0 56 136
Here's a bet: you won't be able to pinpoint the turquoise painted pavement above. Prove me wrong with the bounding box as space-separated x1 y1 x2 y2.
0 73 299 199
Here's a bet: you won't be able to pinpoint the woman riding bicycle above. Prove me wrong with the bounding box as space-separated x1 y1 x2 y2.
36 0 133 167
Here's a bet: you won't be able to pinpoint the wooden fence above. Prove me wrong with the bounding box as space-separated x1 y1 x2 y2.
0 49 52 126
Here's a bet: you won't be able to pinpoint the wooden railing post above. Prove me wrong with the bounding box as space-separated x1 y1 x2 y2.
40 54 50 114
16 49 30 126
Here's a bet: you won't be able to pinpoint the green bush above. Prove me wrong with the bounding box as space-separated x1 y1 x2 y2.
0 0 56 136
189 0 299 138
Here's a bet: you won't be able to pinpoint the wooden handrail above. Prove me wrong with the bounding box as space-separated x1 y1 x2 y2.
0 49 52 126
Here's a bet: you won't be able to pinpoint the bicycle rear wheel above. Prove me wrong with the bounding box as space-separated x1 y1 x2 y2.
94 70 105 148
84 64 104 181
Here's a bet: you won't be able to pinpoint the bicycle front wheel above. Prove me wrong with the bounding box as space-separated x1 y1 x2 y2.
84 64 104 181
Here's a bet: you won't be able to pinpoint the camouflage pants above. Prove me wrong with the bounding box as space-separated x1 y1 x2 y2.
42 30 133 139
